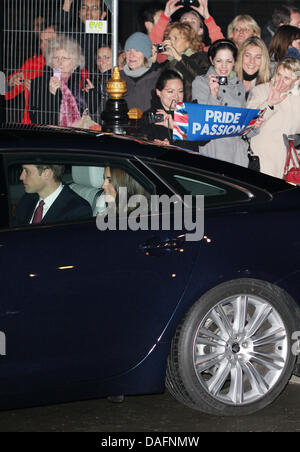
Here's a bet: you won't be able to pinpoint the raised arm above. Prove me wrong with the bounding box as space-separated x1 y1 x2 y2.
62 0 73 11
149 0 183 43
191 0 224 47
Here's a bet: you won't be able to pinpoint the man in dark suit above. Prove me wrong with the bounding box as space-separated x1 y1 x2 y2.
15 164 92 225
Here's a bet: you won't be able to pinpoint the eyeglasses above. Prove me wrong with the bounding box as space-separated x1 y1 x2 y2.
52 56 72 63
234 27 251 34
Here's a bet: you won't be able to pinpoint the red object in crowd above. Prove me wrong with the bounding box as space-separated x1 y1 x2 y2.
5 53 46 124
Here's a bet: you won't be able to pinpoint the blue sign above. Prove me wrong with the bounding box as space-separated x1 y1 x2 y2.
173 102 260 141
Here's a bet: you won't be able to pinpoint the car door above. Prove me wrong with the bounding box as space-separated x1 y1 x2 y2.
0 151 201 394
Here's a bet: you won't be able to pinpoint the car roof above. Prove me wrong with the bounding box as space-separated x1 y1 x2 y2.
0 124 294 195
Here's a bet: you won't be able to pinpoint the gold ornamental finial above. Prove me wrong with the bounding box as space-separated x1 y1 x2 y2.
128 108 143 120
106 66 127 100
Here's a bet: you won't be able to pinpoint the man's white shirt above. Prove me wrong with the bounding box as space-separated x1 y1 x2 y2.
30 184 64 224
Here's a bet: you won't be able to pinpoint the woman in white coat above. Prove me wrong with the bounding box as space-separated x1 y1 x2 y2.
247 58 300 179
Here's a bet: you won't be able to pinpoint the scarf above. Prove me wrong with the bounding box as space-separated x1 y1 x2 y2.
59 79 81 127
123 61 152 78
243 69 259 81
167 48 194 62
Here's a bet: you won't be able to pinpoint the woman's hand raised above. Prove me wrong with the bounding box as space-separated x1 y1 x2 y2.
49 76 61 95
163 39 182 62
267 79 288 107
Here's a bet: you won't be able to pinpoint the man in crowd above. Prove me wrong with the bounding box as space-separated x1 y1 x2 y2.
139 0 183 63
62 0 107 70
261 3 300 47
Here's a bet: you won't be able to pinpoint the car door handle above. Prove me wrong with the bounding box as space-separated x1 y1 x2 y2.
139 236 185 256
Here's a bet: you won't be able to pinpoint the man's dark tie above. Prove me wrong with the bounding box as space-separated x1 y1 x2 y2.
32 200 45 224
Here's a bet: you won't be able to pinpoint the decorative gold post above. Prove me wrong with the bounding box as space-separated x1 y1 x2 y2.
101 66 130 135
106 66 127 100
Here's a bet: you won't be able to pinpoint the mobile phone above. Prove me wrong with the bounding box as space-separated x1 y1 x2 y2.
53 68 61 80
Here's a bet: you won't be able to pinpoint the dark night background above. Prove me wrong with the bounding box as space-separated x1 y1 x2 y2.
118 0 300 44
1 0 300 122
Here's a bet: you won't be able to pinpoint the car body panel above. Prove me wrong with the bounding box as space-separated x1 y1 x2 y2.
0 125 299 409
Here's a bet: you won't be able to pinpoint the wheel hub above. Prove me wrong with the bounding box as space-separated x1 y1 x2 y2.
231 342 241 354
193 293 289 406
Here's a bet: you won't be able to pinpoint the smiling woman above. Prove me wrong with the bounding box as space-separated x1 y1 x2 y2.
247 58 300 179
235 37 271 99
192 39 249 167
120 32 162 112
29 36 96 127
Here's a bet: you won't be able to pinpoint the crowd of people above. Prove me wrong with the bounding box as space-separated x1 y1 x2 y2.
4 0 300 179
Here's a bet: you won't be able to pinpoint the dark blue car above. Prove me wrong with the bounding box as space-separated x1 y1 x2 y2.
0 125 299 416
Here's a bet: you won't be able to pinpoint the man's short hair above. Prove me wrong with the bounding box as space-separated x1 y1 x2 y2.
36 165 65 182
272 5 291 28
138 1 164 31
284 3 300 15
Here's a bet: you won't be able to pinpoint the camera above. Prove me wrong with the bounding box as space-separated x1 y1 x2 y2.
144 112 164 124
177 0 200 7
217 76 228 85
156 43 166 53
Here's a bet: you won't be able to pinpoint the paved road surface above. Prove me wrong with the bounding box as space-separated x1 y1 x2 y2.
0 381 299 432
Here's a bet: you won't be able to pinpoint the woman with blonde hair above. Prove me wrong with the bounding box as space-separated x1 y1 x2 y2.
247 58 300 179
162 22 209 101
227 15 261 48
235 36 271 99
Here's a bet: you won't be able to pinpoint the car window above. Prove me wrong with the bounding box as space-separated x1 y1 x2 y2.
173 175 227 197
147 163 251 207
6 155 155 227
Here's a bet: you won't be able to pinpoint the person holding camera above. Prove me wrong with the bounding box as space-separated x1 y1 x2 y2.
139 70 184 143
162 22 209 101
192 39 249 167
179 0 224 51
139 69 208 150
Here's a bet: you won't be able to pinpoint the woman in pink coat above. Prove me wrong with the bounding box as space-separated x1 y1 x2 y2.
247 58 300 179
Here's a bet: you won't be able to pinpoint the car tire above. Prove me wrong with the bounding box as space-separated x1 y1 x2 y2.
166 279 298 416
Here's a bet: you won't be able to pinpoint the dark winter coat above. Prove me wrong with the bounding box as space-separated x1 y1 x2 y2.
165 51 210 102
139 93 209 151
120 64 162 113
29 67 96 126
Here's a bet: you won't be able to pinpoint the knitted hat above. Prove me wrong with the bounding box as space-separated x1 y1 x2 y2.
124 32 152 59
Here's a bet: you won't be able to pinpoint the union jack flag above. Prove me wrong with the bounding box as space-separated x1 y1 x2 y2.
173 102 189 141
